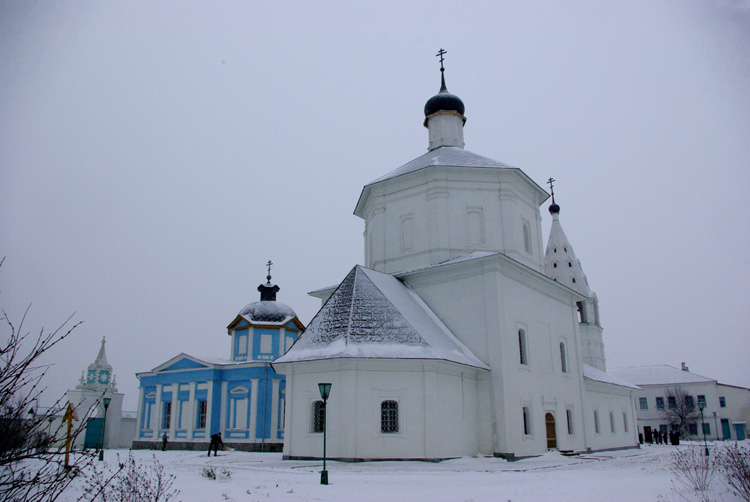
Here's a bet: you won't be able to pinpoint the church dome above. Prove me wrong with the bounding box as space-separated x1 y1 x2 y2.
424 88 465 118
238 300 296 323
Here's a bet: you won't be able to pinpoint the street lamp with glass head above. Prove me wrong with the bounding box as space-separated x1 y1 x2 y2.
98 397 111 461
698 401 708 456
318 383 332 485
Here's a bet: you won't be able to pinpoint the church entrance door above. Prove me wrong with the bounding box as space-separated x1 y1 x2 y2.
84 417 104 449
545 413 557 449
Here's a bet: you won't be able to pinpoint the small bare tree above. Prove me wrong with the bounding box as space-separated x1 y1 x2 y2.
661 386 701 437
716 442 750 501
1 257 94 501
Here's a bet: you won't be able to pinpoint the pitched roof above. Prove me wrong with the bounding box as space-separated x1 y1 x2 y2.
608 365 716 386
544 211 591 297
369 146 514 185
583 364 640 389
274 265 488 369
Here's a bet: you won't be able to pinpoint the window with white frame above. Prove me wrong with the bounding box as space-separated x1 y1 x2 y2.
162 402 171 429
594 410 600 434
523 406 532 435
197 400 207 429
566 409 574 435
381 400 399 433
522 221 532 254
639 397 648 410
519 329 529 366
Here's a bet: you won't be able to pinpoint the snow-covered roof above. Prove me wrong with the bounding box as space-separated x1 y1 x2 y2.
369 146 515 185
608 365 716 386
583 364 640 390
274 265 488 370
237 300 296 325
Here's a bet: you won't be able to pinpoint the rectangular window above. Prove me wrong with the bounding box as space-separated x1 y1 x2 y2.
702 423 711 435
668 396 676 409
285 335 295 353
689 423 698 435
594 410 600 434
610 412 616 433
697 395 706 408
639 397 648 410
523 406 531 435
719 396 726 407
312 401 325 433
236 331 248 358
519 329 528 366
260 334 273 354
623 412 629 432
566 409 574 435
685 395 694 409
197 400 207 429
162 402 171 429
559 342 567 373
381 400 399 433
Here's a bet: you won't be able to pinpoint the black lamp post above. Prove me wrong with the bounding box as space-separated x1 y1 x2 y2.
98 397 111 462
698 402 708 456
318 383 332 485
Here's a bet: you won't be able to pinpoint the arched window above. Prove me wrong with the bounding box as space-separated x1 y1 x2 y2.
566 409 574 435
560 342 568 373
518 329 528 366
466 210 484 245
522 406 531 435
312 401 325 433
400 216 413 251
381 400 399 433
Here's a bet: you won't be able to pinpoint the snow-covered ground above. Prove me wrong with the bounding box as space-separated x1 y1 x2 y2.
59 442 744 502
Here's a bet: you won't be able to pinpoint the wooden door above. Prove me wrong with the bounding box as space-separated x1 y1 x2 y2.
545 412 557 449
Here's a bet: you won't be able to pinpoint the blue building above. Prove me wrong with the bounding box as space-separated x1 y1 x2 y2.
133 273 303 451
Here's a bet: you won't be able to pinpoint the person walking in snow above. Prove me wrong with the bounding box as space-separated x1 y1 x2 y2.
208 432 223 456
162 433 168 451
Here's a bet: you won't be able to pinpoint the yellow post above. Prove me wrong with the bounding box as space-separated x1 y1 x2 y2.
63 403 78 469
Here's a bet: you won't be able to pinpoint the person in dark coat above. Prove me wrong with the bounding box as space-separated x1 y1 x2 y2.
162 433 168 451
208 432 223 456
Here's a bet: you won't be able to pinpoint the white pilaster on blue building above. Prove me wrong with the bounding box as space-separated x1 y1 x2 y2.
134 271 303 451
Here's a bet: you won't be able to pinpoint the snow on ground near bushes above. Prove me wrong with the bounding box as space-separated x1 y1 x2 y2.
59 442 744 502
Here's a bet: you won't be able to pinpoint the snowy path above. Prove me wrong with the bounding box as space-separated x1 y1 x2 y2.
58 443 742 502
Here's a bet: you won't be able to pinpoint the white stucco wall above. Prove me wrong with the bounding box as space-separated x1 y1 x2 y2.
276 358 484 461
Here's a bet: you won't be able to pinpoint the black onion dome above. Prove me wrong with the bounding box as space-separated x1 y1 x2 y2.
424 72 465 118
424 89 465 117
238 301 296 323
549 203 560 214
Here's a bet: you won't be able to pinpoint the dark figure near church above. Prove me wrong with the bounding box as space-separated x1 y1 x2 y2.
208 432 223 456
162 433 168 451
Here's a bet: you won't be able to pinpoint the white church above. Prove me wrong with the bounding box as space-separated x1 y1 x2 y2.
272 58 640 461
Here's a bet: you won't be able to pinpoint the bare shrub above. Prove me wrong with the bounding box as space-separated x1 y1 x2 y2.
669 446 717 502
81 451 179 502
201 466 231 481
1 257 93 502
716 442 750 501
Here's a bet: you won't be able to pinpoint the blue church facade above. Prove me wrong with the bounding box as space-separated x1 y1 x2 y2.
133 275 303 451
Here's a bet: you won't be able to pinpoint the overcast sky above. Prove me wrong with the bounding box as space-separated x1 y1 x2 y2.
2 1 748 412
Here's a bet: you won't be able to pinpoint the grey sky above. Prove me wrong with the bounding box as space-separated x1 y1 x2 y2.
1 1 748 412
